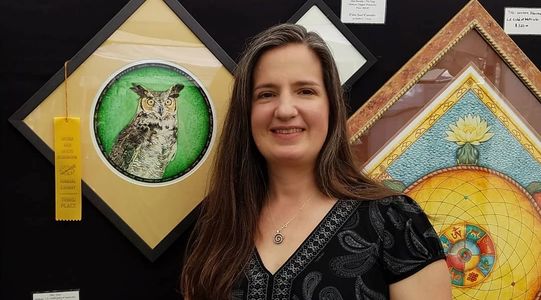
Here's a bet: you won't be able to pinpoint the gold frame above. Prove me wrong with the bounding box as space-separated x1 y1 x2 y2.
346 1 541 297
347 0 541 142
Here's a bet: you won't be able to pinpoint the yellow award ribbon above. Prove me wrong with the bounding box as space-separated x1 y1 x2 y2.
54 61 82 221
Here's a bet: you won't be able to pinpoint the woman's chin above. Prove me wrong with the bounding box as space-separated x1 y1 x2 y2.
265 152 317 168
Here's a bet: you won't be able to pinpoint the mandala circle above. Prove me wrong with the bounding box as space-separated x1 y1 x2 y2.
405 166 541 298
91 60 214 185
440 223 496 287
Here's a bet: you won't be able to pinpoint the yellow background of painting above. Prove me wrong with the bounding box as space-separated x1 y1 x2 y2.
408 168 541 299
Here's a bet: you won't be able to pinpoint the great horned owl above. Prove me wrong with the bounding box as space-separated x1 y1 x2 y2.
109 83 184 180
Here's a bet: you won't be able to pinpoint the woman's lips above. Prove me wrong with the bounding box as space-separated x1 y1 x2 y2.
271 128 304 134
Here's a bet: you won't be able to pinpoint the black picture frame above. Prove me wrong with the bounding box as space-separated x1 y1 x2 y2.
9 0 235 262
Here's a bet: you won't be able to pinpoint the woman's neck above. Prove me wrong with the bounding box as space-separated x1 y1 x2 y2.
266 163 320 205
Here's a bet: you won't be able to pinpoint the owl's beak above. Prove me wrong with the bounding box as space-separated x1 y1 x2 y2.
158 105 164 116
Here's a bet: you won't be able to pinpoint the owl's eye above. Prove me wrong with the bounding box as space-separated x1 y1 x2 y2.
165 99 173 106
146 99 155 106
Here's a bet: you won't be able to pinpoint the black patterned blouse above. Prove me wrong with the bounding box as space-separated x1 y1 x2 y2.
232 196 446 300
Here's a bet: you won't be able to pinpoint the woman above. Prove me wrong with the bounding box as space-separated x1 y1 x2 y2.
181 24 451 299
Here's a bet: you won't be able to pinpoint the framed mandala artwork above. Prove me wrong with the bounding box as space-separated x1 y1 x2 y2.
347 0 541 299
9 0 235 261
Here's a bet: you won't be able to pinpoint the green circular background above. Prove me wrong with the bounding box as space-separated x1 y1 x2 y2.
93 62 213 183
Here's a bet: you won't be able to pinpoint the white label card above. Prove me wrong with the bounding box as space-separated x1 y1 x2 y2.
341 0 386 24
33 290 80 300
504 7 541 35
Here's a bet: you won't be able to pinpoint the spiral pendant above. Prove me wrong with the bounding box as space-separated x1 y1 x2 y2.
273 232 284 244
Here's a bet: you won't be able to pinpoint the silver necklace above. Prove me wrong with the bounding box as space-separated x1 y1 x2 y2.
270 194 312 245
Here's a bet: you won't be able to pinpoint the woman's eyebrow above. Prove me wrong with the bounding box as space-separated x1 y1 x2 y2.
253 83 278 91
292 80 321 87
253 80 322 91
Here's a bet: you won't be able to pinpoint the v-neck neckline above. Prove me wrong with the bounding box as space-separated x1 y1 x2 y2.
244 199 360 300
253 199 353 277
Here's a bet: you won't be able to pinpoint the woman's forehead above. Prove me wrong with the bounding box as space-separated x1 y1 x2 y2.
252 44 323 84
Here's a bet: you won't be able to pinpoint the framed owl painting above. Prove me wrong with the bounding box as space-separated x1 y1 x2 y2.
9 0 235 261
347 1 541 298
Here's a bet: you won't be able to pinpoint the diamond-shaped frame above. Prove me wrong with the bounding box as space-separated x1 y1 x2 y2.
288 0 377 89
348 0 541 142
9 0 236 261
347 0 541 298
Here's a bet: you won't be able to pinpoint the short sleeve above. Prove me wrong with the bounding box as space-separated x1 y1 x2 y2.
369 195 446 283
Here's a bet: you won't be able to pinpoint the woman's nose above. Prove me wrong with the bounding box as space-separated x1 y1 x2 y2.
274 94 298 120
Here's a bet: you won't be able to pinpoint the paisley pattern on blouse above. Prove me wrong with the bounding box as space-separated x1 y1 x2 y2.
236 196 445 300
302 271 322 299
319 286 343 300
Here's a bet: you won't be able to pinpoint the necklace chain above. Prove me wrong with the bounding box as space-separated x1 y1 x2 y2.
269 193 313 245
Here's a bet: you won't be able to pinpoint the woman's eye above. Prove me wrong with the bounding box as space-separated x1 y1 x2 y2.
256 92 274 99
299 89 315 95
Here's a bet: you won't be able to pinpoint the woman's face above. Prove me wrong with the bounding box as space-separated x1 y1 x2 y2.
250 43 329 168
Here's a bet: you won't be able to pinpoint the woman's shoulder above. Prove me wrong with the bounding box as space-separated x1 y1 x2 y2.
347 195 446 283
371 194 425 213
336 195 434 246
331 195 445 284
342 194 424 213
345 194 436 237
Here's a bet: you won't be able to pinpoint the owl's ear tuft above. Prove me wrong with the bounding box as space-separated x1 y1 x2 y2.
130 84 150 97
168 84 184 99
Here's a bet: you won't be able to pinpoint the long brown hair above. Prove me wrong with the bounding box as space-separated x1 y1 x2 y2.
181 23 394 299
